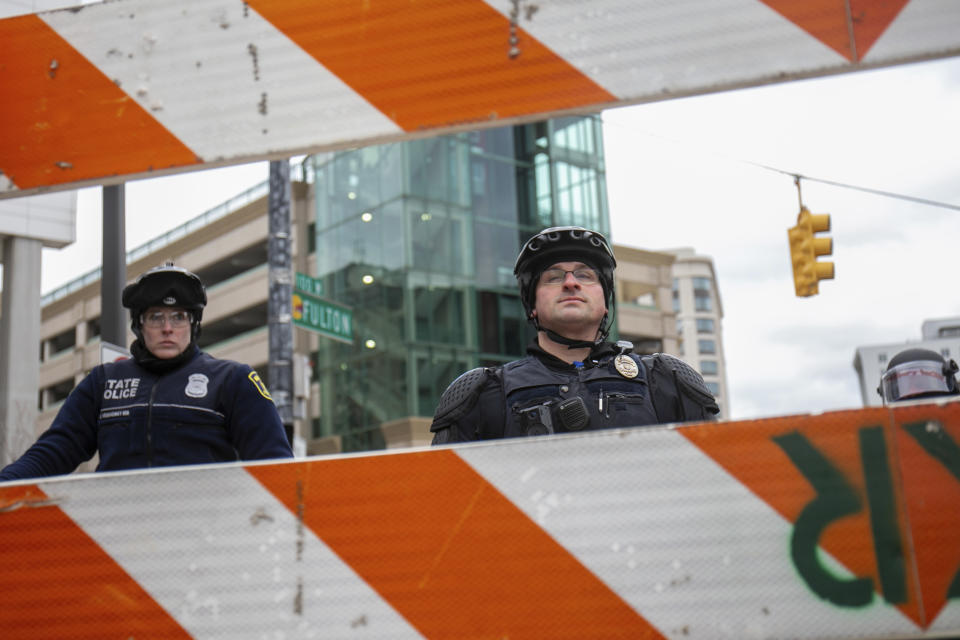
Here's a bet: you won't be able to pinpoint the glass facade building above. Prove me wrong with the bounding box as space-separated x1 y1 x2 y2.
308 116 609 451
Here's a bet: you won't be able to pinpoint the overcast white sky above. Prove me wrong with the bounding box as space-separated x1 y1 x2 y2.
604 56 960 419
35 56 960 421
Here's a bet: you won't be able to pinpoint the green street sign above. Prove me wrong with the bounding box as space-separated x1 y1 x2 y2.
295 271 325 297
293 290 353 343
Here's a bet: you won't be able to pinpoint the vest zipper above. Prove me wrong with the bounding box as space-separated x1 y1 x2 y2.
606 392 646 403
146 379 159 467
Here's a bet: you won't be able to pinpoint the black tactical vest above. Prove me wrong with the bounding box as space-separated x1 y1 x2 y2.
498 353 660 438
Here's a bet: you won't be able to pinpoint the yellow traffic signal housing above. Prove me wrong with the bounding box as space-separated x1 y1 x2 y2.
788 207 834 297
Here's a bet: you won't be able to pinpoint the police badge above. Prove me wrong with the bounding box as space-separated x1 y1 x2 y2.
185 373 209 398
614 354 639 379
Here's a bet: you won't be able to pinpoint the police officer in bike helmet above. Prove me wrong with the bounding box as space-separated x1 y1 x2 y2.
429 226 719 444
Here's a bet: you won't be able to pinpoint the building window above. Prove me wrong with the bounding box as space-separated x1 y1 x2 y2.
696 318 714 334
43 327 76 361
942 348 951 358
706 381 720 395
86 317 101 343
701 360 718 375
41 378 75 410
691 277 712 311
198 302 267 349
671 278 680 312
698 339 716 355
878 353 887 364
414 287 466 345
479 291 526 357
632 292 655 307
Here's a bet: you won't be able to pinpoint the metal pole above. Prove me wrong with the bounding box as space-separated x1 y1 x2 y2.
268 160 294 444
0 236 42 466
101 184 127 347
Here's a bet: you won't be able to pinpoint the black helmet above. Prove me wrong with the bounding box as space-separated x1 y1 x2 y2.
122 262 206 339
514 226 617 345
514 226 616 320
878 347 960 403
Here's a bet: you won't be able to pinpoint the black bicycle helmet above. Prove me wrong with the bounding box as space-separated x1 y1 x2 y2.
514 226 617 344
122 261 206 340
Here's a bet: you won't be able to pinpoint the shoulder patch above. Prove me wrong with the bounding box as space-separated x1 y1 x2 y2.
248 370 273 402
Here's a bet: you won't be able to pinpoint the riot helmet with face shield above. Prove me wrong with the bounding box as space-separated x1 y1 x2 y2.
878 347 960 403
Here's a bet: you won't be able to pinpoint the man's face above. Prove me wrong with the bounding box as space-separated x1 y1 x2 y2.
141 306 192 359
532 261 607 335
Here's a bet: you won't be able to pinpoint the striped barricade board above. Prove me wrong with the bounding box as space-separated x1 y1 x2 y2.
2 0 960 198
2 399 959 639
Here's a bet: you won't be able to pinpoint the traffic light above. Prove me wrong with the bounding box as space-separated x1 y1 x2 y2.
787 207 834 297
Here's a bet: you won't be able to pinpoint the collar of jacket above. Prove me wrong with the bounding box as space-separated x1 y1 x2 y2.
525 337 616 372
131 341 200 374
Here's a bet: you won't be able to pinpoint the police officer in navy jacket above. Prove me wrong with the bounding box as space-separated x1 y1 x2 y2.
430 227 719 443
0 263 292 480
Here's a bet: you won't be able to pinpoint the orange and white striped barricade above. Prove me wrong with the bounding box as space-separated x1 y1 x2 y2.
3 0 960 198
2 400 959 638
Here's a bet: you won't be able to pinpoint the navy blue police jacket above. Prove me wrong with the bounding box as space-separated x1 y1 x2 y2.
0 345 292 481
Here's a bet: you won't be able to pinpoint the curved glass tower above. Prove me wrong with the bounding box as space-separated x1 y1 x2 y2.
309 116 609 451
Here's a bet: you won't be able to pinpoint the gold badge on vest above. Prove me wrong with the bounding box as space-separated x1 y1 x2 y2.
614 354 639 379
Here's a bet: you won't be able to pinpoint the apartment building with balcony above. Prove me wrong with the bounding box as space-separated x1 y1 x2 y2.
667 248 730 418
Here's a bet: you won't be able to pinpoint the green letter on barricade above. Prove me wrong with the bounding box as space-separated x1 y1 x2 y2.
773 431 874 607
902 421 960 599
859 426 906 603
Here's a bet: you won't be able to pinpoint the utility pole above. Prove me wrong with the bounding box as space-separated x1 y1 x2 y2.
0 236 41 466
268 160 294 444
101 184 127 347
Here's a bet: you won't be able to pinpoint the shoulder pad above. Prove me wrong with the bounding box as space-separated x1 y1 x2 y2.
656 354 719 414
643 353 719 416
431 367 493 432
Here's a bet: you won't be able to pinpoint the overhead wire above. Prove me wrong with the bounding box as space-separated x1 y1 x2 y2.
752 162 960 213
600 114 960 213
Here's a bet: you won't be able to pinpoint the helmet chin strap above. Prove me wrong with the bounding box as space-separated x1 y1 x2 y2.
534 314 610 350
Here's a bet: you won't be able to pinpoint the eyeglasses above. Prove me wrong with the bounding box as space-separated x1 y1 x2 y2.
539 267 600 286
142 310 191 328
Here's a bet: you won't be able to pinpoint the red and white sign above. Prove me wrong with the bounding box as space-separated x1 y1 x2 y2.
2 0 959 198
2 400 959 638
